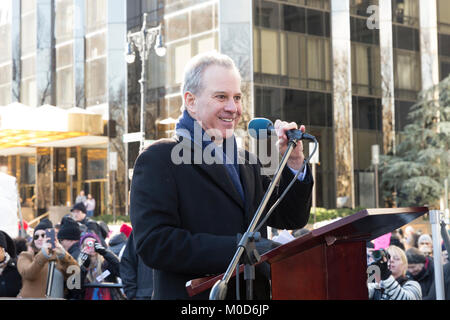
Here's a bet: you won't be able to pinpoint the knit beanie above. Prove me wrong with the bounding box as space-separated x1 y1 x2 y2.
418 234 432 245
0 230 17 259
71 202 87 214
57 216 81 241
120 223 132 238
406 247 427 264
79 232 101 246
34 218 53 233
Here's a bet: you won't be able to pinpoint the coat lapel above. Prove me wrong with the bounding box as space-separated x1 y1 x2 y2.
238 149 256 222
175 135 245 209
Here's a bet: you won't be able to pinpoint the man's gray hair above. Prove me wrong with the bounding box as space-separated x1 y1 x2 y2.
180 51 241 110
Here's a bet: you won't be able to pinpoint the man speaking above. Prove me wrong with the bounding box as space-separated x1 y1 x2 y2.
130 52 313 300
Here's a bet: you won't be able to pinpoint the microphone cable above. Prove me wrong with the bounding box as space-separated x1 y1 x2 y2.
254 136 318 233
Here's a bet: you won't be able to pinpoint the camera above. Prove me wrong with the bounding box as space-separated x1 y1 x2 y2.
371 248 390 263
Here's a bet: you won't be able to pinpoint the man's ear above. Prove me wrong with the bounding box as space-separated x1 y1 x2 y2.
184 91 196 113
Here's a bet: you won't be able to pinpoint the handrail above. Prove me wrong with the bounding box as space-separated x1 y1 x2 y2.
28 212 50 228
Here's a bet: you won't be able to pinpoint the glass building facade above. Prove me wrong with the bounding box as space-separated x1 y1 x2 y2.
0 0 447 219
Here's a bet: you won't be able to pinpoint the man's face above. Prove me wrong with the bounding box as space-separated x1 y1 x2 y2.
408 263 424 276
186 65 242 142
71 209 85 222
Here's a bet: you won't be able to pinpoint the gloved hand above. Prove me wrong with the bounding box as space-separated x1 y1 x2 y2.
237 233 281 257
78 252 91 269
255 237 281 255
94 242 107 256
374 258 391 281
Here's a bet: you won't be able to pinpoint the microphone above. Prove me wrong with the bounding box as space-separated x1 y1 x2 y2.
248 118 316 141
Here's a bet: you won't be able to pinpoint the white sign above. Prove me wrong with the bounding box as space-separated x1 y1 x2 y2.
309 142 319 164
109 152 118 171
371 145 380 165
67 158 76 176
123 132 144 143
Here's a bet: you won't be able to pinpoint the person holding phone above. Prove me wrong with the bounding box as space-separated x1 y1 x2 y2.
16 219 79 298
77 233 123 300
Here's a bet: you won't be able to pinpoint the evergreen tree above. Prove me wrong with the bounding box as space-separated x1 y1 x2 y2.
380 75 450 208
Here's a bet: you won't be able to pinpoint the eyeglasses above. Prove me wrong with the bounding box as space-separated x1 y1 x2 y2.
34 233 46 240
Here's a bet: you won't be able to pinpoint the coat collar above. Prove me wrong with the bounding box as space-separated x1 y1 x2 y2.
173 135 255 212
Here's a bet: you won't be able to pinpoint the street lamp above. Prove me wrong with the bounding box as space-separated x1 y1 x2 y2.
126 13 166 153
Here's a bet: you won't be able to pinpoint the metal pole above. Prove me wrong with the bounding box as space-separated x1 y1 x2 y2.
374 163 379 208
430 210 445 300
312 163 316 224
112 171 116 224
139 52 146 153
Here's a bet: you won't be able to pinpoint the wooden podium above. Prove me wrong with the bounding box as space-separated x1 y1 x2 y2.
186 207 428 300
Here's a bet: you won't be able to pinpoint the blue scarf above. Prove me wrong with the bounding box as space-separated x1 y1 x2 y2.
175 110 245 203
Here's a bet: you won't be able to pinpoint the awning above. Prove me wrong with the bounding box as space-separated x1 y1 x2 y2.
0 103 105 151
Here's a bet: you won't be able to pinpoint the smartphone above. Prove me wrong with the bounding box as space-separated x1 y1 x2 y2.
45 229 56 249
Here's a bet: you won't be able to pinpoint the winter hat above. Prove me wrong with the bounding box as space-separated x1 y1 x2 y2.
120 223 132 238
0 230 17 259
71 202 87 214
418 234 432 245
406 247 427 264
57 216 81 241
80 232 101 246
34 218 53 233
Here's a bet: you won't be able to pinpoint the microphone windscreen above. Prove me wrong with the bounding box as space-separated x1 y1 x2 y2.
248 118 274 139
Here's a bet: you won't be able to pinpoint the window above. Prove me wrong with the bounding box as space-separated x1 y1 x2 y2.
55 0 73 44
392 0 419 27
393 25 419 51
395 100 414 132
282 4 306 33
353 96 382 131
351 43 381 96
256 0 280 29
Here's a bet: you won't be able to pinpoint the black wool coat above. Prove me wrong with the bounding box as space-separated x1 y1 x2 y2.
130 136 313 299
0 259 22 297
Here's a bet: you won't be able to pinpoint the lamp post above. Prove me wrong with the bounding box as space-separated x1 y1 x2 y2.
126 13 166 153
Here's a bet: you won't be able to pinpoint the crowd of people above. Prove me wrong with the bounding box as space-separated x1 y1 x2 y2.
0 200 149 300
367 226 450 300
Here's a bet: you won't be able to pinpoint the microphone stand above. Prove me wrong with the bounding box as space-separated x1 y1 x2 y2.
209 130 304 300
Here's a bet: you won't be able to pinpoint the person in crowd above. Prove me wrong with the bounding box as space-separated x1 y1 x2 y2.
0 230 21 297
85 194 96 217
404 226 419 251
406 247 435 299
109 223 132 261
75 190 87 205
13 237 32 257
368 245 422 300
130 51 313 299
16 219 79 298
77 233 122 300
417 234 433 257
390 234 405 251
424 260 450 300
120 231 154 300
57 216 81 260
70 202 107 247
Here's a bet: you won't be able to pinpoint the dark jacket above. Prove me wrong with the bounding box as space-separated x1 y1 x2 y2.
109 233 127 259
68 242 81 261
409 257 435 299
130 136 313 299
423 262 450 300
120 232 154 299
0 258 22 297
80 249 121 300
78 218 107 247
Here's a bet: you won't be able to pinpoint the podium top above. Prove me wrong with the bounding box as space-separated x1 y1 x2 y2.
186 206 428 297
